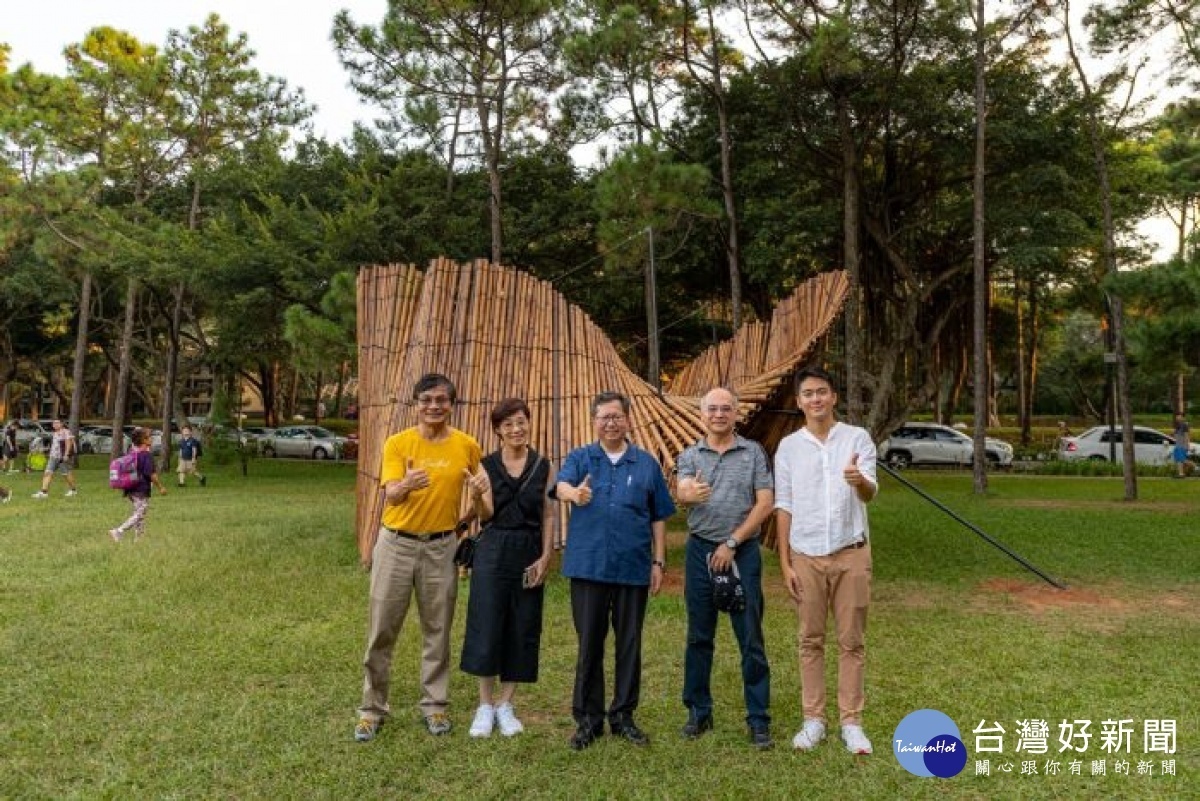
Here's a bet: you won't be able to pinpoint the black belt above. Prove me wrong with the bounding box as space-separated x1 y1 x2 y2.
384 527 454 542
837 540 866 553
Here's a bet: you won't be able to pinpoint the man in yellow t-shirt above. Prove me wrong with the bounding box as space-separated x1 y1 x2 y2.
355 373 484 742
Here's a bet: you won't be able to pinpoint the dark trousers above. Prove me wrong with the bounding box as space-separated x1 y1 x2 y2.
570 578 649 731
682 537 771 728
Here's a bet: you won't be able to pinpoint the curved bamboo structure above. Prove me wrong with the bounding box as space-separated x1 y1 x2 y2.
355 258 848 564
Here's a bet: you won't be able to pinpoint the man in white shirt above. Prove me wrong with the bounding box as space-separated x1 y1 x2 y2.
774 367 877 756
33 420 78 499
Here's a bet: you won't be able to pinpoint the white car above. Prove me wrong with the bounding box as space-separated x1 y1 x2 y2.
8 420 49 451
1058 425 1200 465
880 422 1014 468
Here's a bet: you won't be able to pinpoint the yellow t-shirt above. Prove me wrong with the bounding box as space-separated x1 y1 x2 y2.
379 427 482 533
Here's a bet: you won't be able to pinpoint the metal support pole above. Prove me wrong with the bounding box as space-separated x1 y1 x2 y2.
880 463 1068 589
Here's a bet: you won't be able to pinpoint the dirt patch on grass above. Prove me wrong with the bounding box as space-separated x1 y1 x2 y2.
975 578 1200 631
658 569 685 596
978 578 1127 612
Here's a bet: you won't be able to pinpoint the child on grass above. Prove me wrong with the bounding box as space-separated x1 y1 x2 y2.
109 428 167 542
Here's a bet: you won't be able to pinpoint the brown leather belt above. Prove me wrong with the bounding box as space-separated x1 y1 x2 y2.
384 527 454 542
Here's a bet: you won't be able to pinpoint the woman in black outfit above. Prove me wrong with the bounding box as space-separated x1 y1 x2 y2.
461 398 556 738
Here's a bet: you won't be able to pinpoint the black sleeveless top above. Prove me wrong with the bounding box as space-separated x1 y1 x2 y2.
481 448 549 533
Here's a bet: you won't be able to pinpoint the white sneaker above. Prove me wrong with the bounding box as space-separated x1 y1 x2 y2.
32 491 48 499
65 489 78 497
841 724 873 755
495 702 524 737
469 704 495 738
792 719 826 751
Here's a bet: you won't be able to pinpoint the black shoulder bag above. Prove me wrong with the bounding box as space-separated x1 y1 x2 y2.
454 454 544 569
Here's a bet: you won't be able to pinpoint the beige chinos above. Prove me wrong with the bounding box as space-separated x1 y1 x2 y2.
791 543 871 725
358 527 458 722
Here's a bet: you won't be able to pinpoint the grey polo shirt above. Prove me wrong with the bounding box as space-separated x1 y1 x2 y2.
676 434 773 543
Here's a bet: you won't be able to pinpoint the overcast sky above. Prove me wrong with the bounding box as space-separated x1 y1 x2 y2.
5 0 388 143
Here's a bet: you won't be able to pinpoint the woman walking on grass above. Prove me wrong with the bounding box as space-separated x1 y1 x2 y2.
109 428 167 542
461 398 557 738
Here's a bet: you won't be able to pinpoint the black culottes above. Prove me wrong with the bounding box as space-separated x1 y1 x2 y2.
460 527 545 682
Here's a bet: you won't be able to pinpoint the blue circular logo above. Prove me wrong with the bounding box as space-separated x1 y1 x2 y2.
892 709 967 778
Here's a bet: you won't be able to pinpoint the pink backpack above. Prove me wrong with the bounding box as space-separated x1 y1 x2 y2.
108 451 141 490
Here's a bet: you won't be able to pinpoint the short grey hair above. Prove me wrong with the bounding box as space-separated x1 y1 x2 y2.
591 391 630 417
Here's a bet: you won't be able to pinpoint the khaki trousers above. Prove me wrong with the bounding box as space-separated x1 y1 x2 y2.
791 543 871 725
358 527 458 722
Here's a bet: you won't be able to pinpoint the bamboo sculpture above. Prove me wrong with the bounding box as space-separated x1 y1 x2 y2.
355 258 848 564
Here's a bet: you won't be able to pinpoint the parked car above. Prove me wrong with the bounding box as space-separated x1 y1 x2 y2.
260 426 346 460
879 422 1014 468
9 420 49 451
78 426 133 455
1058 425 1200 465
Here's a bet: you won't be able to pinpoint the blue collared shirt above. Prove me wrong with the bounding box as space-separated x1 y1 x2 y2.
554 442 676 586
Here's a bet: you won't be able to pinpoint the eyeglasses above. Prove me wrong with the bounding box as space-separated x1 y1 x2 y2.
704 405 735 414
595 414 627 424
499 419 528 432
417 395 453 407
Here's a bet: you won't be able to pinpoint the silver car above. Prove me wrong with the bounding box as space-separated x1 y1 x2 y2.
880 422 1014 468
260 426 345 460
78 426 133 455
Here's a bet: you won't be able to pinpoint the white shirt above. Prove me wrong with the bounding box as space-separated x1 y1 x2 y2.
774 421 877 556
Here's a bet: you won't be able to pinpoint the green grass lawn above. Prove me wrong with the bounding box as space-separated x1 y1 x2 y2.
2 459 1195 799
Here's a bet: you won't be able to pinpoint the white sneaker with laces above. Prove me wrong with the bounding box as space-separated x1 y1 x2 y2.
469 704 495 738
32 491 48 499
495 702 524 737
65 489 78 497
792 719 826 751
841 724 873 755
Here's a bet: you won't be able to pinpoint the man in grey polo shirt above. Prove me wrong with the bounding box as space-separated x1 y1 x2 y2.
675 387 775 748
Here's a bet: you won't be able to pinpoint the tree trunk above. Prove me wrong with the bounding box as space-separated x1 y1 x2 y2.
1016 276 1030 446
838 98 863 425
111 275 138 458
706 5 742 332
334 360 347 417
69 272 93 442
645 227 660 390
314 370 324 426
1065 0 1137 500
159 283 184 473
1025 282 1040 442
971 0 989 494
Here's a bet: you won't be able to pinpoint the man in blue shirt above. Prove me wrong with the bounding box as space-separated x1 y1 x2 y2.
554 391 675 750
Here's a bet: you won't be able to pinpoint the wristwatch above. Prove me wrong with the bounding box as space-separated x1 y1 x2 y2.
724 537 739 551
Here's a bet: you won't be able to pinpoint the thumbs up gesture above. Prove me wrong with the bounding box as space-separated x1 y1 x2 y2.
843 452 864 487
678 469 712 504
463 465 489 498
572 474 593 506
404 458 430 492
